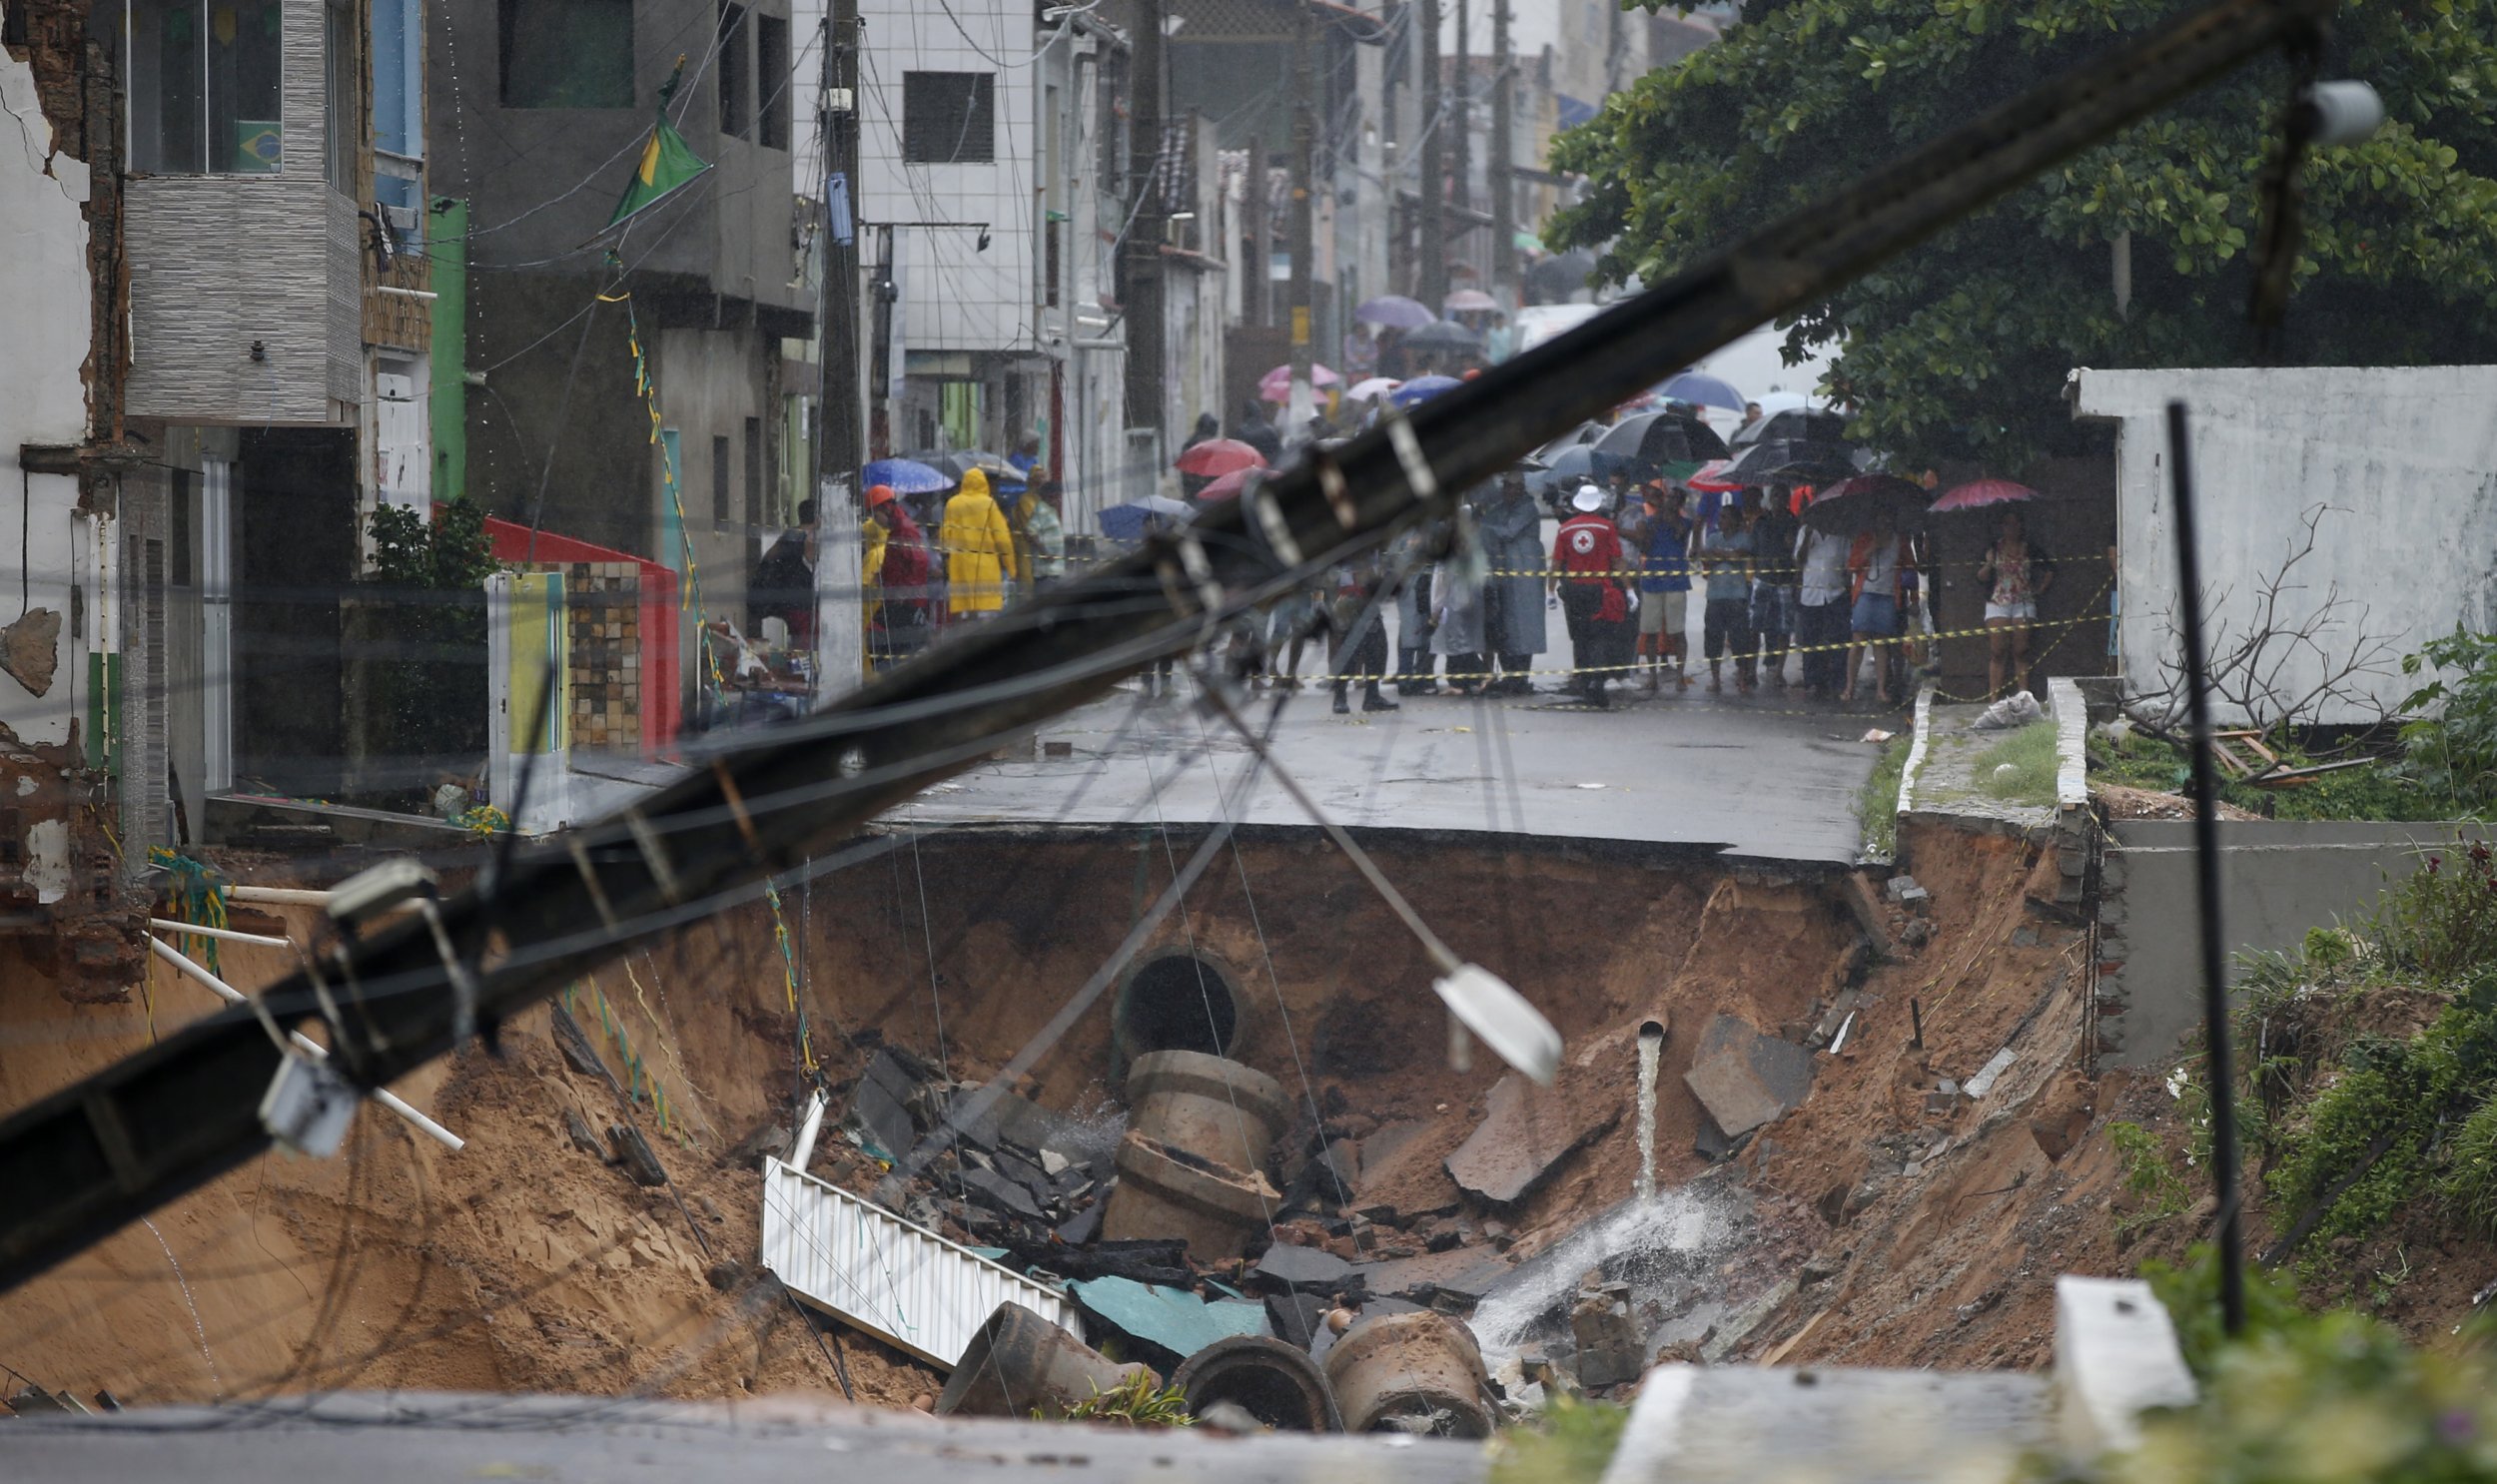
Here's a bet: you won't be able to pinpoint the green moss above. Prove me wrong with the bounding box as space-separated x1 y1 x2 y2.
1491 1395 1629 1484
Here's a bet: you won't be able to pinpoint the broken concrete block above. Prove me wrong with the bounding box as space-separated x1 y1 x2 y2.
0 607 62 698
725 1119 791 1169
1054 1202 1104 1246
1041 1147 1071 1177
549 1006 624 1098
607 1123 669 1187
1266 1289 1330 1348
1445 1072 1620 1205
1570 1286 1646 1389
848 1052 918 1161
961 1165 1045 1221
1253 1241 1356 1294
1684 1051 1786 1140
1884 875 1922 903
1964 1048 2019 1100
562 1107 606 1159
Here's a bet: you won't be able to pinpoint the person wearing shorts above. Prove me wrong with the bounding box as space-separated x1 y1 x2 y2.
1630 484 1694 691
1843 513 1914 706
1977 508 2056 698
1699 501 1757 692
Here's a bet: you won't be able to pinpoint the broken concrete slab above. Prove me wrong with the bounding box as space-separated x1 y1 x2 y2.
607 1124 669 1187
960 1166 1044 1221
1354 1119 1433 1191
1444 1072 1620 1205
1251 1241 1356 1295
847 1054 918 1161
1350 1246 1513 1309
1265 1290 1330 1349
1054 1202 1104 1246
1684 1052 1786 1141
562 1107 606 1159
1964 1048 2020 1100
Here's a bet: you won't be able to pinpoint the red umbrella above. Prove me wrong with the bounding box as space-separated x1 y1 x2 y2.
1931 477 2040 512
1196 465 1259 501
1175 438 1266 478
1686 458 1742 492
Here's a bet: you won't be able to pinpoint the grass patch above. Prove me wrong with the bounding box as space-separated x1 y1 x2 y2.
1857 732 1910 859
1490 1394 1629 1484
1972 720 2060 804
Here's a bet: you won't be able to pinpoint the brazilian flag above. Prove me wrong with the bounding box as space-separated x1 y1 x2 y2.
607 66 711 231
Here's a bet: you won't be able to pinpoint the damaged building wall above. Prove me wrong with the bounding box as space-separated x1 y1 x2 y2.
1 30 95 749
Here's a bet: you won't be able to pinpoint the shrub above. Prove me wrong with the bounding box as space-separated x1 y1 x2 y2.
2374 838 2497 983
2397 626 2497 818
1051 1371 1195 1427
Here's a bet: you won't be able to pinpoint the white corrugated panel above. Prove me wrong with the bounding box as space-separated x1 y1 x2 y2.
759 1156 1078 1370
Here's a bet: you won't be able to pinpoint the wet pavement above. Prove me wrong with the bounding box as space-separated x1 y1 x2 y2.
903 676 1899 866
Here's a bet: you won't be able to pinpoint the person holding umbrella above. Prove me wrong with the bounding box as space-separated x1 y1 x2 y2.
1842 509 1918 707
1976 508 2056 698
1794 510 1853 698
1629 482 1695 692
1699 495 1757 693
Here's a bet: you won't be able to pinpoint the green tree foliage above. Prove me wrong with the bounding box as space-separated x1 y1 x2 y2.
365 499 499 791
1549 0 2497 466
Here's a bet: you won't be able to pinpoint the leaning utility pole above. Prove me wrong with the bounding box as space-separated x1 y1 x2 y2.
0 0 2341 1294
1286 2 1316 433
1451 0 1470 296
1124 0 1169 455
1417 0 1445 306
815 0 866 691
1489 0 1515 306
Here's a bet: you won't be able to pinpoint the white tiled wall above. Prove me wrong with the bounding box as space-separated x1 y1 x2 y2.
856 0 1036 353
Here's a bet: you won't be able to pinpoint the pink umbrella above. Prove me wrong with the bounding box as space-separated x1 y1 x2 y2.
1931 478 2040 512
1257 364 1341 400
1345 376 1402 401
1686 458 1742 493
1196 465 1259 501
1174 438 1265 477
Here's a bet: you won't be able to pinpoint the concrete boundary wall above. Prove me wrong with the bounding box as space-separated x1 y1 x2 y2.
2092 818 2492 1068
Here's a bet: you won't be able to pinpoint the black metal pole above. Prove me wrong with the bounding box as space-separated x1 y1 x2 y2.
2165 399 2246 1335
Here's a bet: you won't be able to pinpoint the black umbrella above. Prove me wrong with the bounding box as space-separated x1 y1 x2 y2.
1403 320 1484 354
1524 419 1607 469
1800 473 1932 534
1714 438 1856 487
1591 411 1730 470
1732 407 1849 448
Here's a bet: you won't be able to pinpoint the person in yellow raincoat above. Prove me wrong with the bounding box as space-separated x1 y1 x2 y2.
941 467 1019 617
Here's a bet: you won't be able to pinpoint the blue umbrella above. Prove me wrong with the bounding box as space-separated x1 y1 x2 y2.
862 457 953 495
1389 374 1464 408
1098 494 1193 542
1658 370 1746 411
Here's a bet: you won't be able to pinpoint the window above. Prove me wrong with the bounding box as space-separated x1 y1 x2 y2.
126 0 284 174
902 71 994 164
325 0 354 188
499 0 634 109
754 14 788 150
742 417 763 536
371 0 422 214
716 3 747 140
711 434 732 527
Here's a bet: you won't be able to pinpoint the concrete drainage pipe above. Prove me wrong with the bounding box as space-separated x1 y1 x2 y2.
1124 1049 1291 1173
936 1301 1156 1418
1112 949 1248 1064
1321 1310 1496 1439
1101 1131 1280 1260
1172 1334 1344 1432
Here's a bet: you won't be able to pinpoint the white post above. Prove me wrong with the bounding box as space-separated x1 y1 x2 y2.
147 937 464 1150
787 1089 829 1172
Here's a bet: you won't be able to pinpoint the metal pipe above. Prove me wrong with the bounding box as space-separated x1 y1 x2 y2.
2164 401 2246 1335
148 938 464 1151
147 919 291 948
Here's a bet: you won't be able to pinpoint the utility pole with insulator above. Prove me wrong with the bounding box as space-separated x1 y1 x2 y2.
1287 1 1315 433
815 0 866 693
1450 0 1469 305
1490 0 1514 308
1417 0 1444 306
1124 0 1169 469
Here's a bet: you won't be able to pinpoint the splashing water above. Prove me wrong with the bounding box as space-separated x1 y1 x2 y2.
144 1218 223 1398
1634 1021 1665 1201
1468 1186 1728 1373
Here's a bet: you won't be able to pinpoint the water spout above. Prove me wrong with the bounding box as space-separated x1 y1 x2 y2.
1635 1020 1666 1202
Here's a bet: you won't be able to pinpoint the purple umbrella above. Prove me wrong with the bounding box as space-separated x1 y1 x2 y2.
1389 374 1464 408
1353 295 1435 331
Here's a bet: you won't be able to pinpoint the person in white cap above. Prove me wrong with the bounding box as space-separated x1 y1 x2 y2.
1548 484 1631 707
